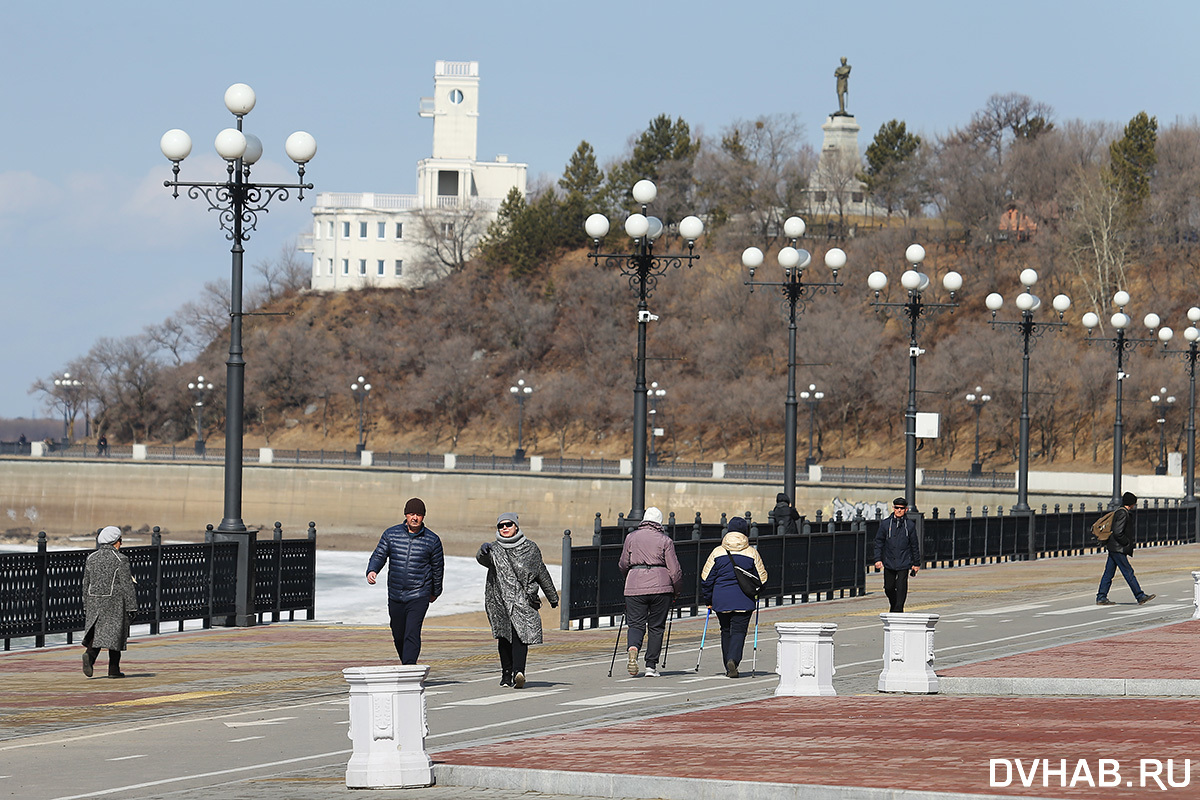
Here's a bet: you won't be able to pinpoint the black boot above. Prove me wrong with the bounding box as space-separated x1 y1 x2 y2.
107 650 125 679
83 648 98 678
499 671 513 687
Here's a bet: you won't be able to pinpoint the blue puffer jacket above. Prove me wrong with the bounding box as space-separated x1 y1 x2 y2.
367 524 445 602
700 532 768 612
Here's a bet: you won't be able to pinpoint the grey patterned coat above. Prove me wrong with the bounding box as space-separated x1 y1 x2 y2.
83 545 138 651
476 538 558 645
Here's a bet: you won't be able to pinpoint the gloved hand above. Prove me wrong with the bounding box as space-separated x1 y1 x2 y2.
550 601 558 609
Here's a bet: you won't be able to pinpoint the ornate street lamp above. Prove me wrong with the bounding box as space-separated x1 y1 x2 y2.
964 387 992 476
1157 308 1200 502
648 382 666 467
188 375 214 456
161 83 315 535
509 378 533 462
1148 388 1176 475
351 377 372 454
585 180 703 521
867 244 962 511
985 269 1071 510
53 372 83 445
1081 291 1162 507
743 217 844 502
799 384 825 469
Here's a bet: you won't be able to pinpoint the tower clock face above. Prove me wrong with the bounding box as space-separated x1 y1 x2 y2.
449 89 464 104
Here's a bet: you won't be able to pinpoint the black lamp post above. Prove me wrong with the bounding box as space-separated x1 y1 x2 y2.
984 269 1071 511
160 83 315 535
53 372 83 445
1149 388 1176 475
648 382 666 467
964 387 991 476
510 378 533 461
1158 309 1200 502
742 218 844 503
188 375 214 456
584 180 704 522
351 376 372 454
800 384 825 468
1081 291 1162 508
867 244 962 512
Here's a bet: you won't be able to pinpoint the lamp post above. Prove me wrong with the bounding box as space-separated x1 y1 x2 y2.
1149 388 1176 475
509 378 533 462
161 83 316 534
1157 307 1200 502
351 377 372 454
800 384 825 468
648 382 666 467
742 218 844 502
1081 291 1162 508
964 387 992 476
188 375 214 456
53 372 83 445
585 180 704 521
867 244 962 511
984 269 1071 511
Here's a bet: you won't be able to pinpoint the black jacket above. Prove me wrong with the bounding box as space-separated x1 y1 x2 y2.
768 494 800 536
873 514 921 570
367 524 445 602
1106 506 1136 556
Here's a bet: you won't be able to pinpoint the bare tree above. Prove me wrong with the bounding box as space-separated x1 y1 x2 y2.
413 201 493 279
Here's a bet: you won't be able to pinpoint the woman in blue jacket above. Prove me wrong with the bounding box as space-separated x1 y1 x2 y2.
700 517 768 678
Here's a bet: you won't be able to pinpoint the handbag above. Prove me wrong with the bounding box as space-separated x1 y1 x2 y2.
723 548 763 599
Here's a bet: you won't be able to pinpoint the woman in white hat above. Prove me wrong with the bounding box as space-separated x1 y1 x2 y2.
81 526 138 678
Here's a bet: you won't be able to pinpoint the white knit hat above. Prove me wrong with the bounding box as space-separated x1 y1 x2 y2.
643 507 663 524
97 526 122 545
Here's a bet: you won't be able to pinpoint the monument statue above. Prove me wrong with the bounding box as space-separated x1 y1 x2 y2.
834 57 851 116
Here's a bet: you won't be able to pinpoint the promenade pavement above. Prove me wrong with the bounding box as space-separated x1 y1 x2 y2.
2 543 1197 800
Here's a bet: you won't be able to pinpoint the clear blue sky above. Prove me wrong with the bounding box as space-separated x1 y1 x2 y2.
2 0 1197 420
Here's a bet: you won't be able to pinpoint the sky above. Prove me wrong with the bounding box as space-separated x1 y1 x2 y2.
2 0 1199 420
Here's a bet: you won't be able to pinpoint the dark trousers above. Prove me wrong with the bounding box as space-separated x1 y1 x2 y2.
717 611 752 666
625 593 672 668
84 647 121 674
883 568 911 612
1097 551 1147 601
497 636 528 676
388 597 431 664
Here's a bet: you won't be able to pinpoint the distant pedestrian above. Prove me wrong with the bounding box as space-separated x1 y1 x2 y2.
476 512 558 689
82 526 138 678
1096 492 1155 606
97 435 108 457
700 517 768 678
873 497 921 612
618 507 682 677
367 497 444 664
769 492 800 536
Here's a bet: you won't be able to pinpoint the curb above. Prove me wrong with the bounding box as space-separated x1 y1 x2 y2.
938 676 1200 696
433 764 1063 800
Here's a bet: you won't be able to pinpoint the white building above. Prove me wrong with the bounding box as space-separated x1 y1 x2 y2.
305 61 527 291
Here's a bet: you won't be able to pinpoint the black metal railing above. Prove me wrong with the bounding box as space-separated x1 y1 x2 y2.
0 523 317 649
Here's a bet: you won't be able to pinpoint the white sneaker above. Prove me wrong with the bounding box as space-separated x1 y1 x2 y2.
644 666 660 677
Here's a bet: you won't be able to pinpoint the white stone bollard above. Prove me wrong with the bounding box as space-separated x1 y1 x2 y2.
877 613 939 694
443 453 456 470
132 444 147 460
360 450 373 467
530 455 543 472
1192 571 1200 620
30 441 47 457
259 447 273 464
343 665 433 789
774 622 837 696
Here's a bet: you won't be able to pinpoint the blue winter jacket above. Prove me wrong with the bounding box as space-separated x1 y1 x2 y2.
367 524 445 603
873 514 921 571
700 532 768 612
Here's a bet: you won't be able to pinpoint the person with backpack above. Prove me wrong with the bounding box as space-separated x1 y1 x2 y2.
700 517 768 678
1096 492 1156 606
873 497 921 612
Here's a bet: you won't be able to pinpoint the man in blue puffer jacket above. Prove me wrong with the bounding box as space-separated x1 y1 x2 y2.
367 497 445 664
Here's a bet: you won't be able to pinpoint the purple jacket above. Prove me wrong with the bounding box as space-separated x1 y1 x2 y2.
618 521 683 596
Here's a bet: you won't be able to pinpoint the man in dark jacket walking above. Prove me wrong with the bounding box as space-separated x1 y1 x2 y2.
873 497 921 612
1097 492 1155 606
367 497 445 664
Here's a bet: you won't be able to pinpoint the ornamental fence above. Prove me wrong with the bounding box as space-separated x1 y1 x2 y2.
0 522 317 649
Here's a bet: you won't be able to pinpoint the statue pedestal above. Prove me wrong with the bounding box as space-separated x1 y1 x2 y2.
877 613 940 694
344 665 434 788
775 622 837 696
820 114 862 164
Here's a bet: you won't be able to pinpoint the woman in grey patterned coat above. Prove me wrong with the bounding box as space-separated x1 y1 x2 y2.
476 512 558 689
82 526 138 678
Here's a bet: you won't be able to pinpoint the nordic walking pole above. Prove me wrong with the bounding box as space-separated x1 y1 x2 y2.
694 607 712 672
751 601 760 677
662 615 673 668
607 614 626 678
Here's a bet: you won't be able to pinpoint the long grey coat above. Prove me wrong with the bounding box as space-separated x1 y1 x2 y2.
82 545 138 651
476 538 558 645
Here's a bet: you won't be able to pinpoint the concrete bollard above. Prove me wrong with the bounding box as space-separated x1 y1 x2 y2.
1193 571 1200 620
132 444 147 460
360 450 373 467
259 447 273 464
774 622 837 696
878 613 939 694
343 665 433 789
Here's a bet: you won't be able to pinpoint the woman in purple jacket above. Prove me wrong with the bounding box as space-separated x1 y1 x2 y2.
618 507 682 677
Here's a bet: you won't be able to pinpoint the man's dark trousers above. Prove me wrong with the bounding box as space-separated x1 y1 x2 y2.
388 597 431 664
883 568 911 612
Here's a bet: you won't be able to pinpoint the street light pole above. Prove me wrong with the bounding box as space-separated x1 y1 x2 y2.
1082 292 1162 507
351 377 372 454
742 217 845 503
53 372 83 445
585 180 703 522
1149 388 1176 475
1157 308 1200 502
188 375 214 456
509 378 533 461
985 270 1071 511
964 387 991 476
800 384 825 468
868 245 962 512
648 382 666 467
161 84 315 534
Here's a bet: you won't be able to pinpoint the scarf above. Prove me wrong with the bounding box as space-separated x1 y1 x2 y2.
495 529 526 549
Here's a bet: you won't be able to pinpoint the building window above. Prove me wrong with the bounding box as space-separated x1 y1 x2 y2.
449 88 464 104
358 259 367 276
342 221 350 239
328 221 335 238
394 260 403 277
341 259 349 275
377 222 386 240
852 192 864 203
359 221 368 239
377 259 385 276
327 259 333 276
394 222 403 239
440 222 455 237
814 191 827 203
437 170 459 196
313 221 320 239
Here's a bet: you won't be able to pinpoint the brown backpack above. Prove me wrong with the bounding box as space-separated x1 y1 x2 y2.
1091 510 1117 543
